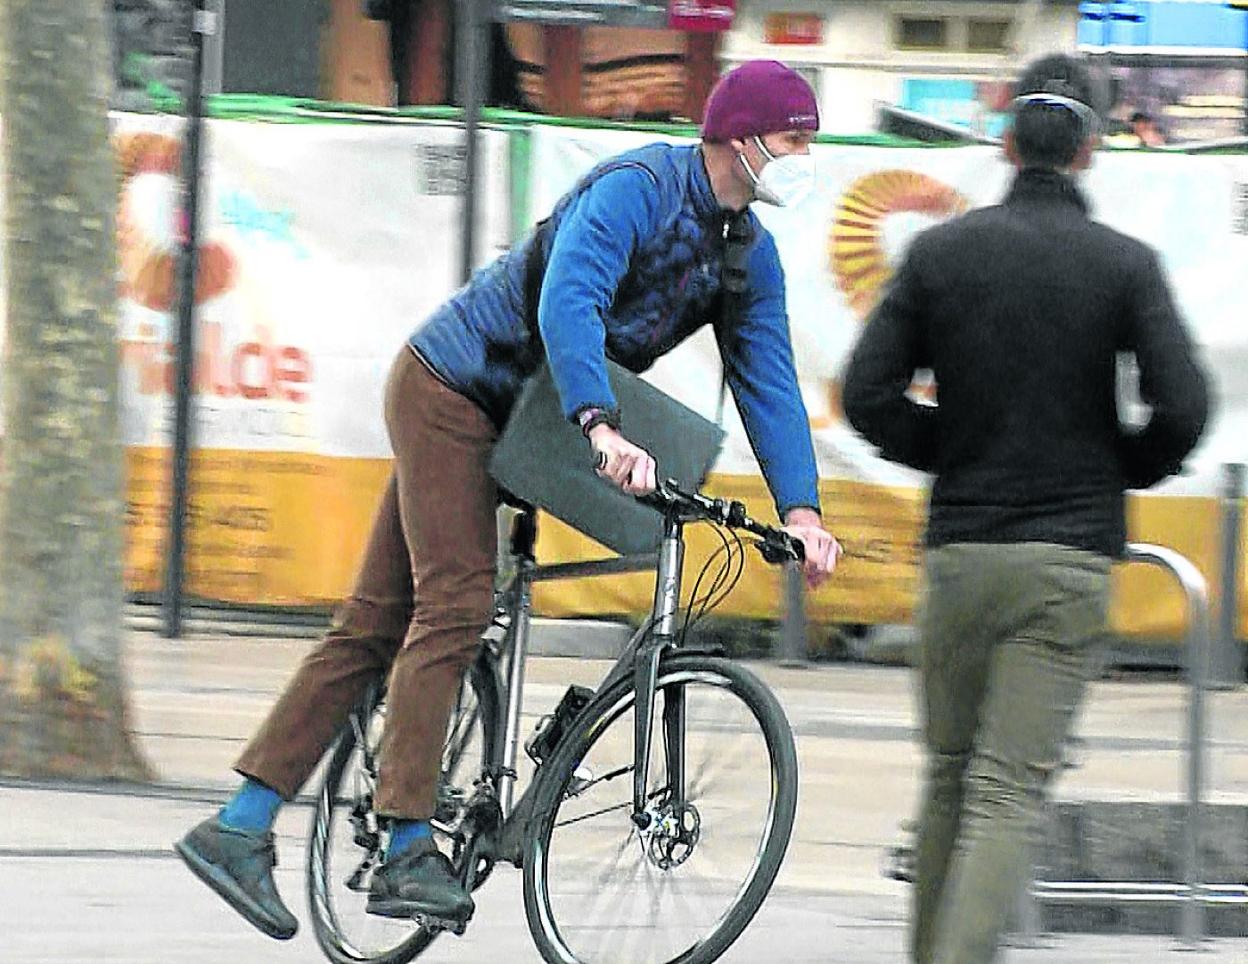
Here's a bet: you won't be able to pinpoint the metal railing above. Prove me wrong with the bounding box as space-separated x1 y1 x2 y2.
1026 541 1247 949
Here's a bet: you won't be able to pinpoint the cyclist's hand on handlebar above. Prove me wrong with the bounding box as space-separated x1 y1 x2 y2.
781 507 842 590
589 425 657 496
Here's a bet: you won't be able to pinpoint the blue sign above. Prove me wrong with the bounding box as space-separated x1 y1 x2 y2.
900 79 1009 137
1078 0 1248 51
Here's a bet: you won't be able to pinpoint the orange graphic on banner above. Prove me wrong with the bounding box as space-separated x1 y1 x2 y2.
114 131 236 311
818 170 968 425
830 169 968 321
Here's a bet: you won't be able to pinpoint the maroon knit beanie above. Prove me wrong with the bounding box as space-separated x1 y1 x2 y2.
702 60 819 143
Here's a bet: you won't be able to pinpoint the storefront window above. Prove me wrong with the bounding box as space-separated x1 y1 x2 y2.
895 17 949 51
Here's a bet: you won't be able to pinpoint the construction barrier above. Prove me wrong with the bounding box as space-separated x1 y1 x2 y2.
0 102 1243 637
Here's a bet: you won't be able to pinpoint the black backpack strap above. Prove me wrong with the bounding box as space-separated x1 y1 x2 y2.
714 209 755 424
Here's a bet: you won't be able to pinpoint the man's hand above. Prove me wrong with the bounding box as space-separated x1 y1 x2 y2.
589 425 657 496
780 506 841 589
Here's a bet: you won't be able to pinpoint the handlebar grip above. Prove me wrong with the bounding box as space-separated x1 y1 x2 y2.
760 533 804 565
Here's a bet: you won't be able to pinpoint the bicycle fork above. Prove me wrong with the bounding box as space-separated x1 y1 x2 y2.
633 516 687 828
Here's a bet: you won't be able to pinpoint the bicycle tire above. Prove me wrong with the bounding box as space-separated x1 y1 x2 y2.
521 653 798 964
308 652 502 964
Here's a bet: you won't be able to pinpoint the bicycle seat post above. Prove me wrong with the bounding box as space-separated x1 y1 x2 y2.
509 505 537 562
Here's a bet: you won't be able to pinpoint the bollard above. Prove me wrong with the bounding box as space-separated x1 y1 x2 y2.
778 560 809 666
1213 463 1246 689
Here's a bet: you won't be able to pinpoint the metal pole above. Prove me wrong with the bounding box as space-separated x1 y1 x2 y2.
202 0 224 95
1241 3 1248 136
778 561 808 665
1011 848 1047 949
1123 543 1210 947
457 0 484 284
162 0 214 638
1215 463 1245 687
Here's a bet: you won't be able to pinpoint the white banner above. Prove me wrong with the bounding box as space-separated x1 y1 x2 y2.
529 126 1248 496
113 113 512 458
1 112 1243 623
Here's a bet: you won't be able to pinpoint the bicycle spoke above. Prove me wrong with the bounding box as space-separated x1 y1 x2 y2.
653 867 703 929
591 827 639 888
567 762 632 798
554 799 631 829
443 700 480 778
351 712 379 783
586 851 651 956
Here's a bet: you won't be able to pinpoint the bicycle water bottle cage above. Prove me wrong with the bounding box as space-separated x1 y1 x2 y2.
525 684 595 765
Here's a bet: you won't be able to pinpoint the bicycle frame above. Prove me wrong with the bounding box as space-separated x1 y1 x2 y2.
315 487 800 964
489 506 691 844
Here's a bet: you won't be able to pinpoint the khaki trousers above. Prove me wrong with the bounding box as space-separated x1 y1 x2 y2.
235 346 498 818
911 542 1111 964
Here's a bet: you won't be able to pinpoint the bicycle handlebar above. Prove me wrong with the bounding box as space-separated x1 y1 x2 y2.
637 480 805 565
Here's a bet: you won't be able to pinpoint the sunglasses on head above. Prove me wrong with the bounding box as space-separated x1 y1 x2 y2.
1011 92 1100 140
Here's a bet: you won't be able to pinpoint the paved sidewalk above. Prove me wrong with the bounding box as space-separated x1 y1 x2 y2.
1 630 1245 962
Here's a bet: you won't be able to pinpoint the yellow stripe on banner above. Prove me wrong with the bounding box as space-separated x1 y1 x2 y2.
123 449 1247 642
1114 494 1234 640
532 473 927 625
125 447 391 605
533 478 1244 642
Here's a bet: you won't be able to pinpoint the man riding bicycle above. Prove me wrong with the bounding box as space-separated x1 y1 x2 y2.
175 59 841 941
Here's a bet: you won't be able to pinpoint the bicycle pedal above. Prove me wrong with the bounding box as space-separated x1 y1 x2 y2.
882 844 915 884
415 912 472 937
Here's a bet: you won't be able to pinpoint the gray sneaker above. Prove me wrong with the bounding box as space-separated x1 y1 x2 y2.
366 836 474 929
174 816 298 940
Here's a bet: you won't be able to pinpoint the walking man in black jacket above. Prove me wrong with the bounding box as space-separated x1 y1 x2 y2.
842 54 1210 964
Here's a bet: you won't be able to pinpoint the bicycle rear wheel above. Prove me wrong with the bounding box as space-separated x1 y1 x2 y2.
522 653 798 964
308 654 500 964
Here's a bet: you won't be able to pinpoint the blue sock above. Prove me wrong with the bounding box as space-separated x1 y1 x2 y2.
219 778 283 833
386 819 433 860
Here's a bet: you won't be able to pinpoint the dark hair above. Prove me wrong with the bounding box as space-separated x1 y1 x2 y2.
1011 54 1100 169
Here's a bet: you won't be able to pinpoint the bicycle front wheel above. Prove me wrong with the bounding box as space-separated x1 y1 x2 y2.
522 654 798 964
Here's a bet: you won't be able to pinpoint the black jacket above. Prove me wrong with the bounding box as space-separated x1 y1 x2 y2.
841 168 1210 558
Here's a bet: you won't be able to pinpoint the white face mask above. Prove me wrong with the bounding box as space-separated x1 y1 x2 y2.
739 136 816 207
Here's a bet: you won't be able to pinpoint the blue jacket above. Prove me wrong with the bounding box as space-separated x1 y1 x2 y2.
410 142 819 517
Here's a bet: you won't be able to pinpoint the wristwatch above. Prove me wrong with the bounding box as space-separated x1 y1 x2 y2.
577 406 622 438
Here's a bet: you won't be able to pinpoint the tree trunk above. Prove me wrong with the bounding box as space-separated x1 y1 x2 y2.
0 0 151 780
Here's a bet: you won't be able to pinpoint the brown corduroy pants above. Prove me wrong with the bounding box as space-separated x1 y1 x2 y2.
235 346 499 819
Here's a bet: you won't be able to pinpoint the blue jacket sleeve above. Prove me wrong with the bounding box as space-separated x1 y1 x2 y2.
538 165 660 420
716 229 822 518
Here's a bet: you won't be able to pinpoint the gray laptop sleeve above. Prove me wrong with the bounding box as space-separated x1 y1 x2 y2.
489 361 726 556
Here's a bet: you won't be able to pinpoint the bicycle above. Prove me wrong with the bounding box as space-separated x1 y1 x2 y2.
306 480 805 964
